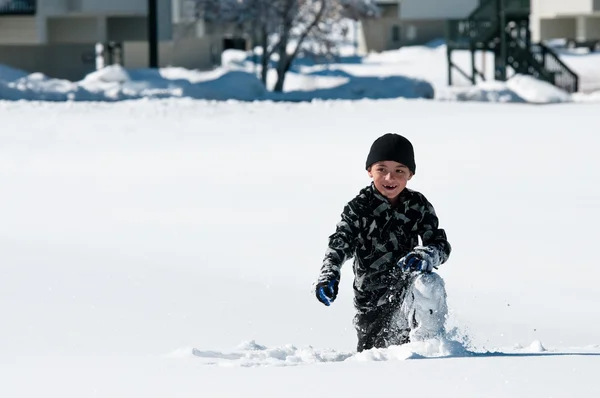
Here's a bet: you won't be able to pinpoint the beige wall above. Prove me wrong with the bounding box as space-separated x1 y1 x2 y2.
531 0 593 19
0 16 38 44
535 16 600 41
47 16 103 43
0 43 97 80
539 18 577 40
361 2 449 52
123 37 222 70
361 17 401 52
0 37 223 81
584 16 600 37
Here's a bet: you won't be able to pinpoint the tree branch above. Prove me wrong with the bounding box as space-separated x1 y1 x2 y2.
285 0 327 73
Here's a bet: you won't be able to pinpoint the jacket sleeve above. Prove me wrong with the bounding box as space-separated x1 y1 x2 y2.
416 195 451 268
317 202 362 283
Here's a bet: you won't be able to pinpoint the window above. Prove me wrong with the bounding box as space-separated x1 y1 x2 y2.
392 25 400 42
0 0 36 15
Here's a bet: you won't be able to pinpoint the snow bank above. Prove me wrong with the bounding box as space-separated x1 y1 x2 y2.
436 81 526 103
506 74 572 104
437 74 575 104
573 89 600 102
0 61 432 102
0 64 28 82
276 75 434 101
1 42 599 103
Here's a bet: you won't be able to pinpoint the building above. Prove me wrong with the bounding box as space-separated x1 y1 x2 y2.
359 0 401 53
359 0 481 52
399 0 478 46
530 0 600 49
361 0 600 51
0 0 224 80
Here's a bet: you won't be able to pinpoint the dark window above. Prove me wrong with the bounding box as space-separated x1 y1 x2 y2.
0 0 36 15
392 25 400 42
223 37 247 51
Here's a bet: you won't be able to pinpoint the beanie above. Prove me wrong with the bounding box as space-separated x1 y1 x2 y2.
365 133 416 174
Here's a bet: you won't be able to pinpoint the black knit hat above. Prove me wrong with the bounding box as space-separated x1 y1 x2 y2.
365 133 416 174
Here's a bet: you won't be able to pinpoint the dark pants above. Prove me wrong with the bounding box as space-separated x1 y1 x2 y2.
353 301 410 352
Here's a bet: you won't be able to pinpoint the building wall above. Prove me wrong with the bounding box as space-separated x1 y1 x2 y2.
47 16 102 43
539 18 577 40
63 0 146 15
400 0 478 20
123 37 222 70
38 0 146 16
584 16 600 38
531 0 593 19
107 16 148 41
0 43 97 80
530 0 600 41
360 17 401 52
400 19 447 46
0 16 38 44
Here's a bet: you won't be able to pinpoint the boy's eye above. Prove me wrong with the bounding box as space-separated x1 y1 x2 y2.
377 168 385 172
396 170 404 174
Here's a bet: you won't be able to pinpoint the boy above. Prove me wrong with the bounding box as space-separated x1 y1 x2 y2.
314 133 451 352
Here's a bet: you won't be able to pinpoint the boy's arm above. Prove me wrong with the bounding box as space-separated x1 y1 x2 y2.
317 202 362 283
415 197 451 269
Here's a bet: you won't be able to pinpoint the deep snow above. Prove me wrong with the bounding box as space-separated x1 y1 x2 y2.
1 98 600 397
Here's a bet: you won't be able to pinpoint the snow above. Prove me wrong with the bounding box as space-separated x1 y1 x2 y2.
2 98 600 397
505 74 573 104
1 35 600 396
1 42 599 103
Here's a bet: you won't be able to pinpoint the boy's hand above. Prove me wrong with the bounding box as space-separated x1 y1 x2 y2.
399 251 433 273
315 279 339 306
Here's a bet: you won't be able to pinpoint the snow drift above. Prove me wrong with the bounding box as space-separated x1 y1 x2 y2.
0 63 433 102
0 44 599 103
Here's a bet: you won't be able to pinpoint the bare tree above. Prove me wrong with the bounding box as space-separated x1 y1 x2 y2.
194 0 380 92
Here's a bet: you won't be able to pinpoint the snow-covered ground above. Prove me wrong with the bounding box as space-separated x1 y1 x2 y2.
1 98 600 397
1 41 599 103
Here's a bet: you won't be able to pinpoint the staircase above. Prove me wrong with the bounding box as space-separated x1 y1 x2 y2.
446 0 579 93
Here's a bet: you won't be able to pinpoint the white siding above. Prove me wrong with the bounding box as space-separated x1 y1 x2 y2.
0 17 38 44
531 0 593 18
400 0 479 20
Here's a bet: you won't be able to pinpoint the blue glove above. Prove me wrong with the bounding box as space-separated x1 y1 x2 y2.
399 250 434 273
315 279 339 306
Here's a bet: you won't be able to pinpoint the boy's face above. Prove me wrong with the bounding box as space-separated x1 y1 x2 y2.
367 161 413 202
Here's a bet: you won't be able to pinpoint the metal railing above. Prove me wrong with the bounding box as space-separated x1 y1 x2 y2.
532 42 579 93
0 0 36 15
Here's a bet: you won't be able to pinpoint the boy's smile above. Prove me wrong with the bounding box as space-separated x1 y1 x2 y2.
368 160 413 204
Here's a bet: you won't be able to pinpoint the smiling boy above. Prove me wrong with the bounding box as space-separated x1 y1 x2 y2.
314 133 451 352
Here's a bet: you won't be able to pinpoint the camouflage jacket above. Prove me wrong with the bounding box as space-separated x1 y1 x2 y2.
318 183 451 312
